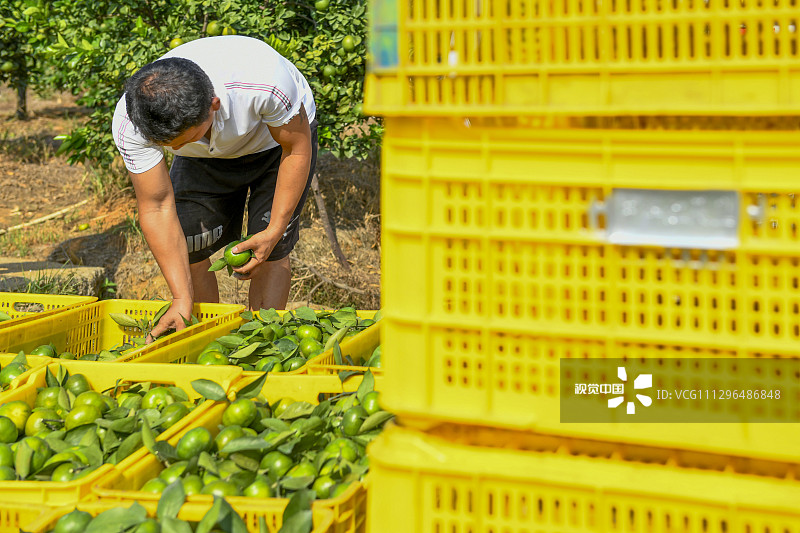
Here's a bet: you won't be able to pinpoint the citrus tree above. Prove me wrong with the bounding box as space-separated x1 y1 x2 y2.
21 0 378 185
0 0 51 119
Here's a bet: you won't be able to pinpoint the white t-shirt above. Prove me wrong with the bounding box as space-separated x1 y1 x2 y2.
112 35 316 174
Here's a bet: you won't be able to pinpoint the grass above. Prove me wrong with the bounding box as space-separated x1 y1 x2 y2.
19 268 80 295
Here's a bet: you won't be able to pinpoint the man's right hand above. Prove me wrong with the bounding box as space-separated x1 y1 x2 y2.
147 297 194 343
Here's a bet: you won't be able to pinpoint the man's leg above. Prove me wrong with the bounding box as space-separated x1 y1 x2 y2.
248 256 291 310
190 258 220 303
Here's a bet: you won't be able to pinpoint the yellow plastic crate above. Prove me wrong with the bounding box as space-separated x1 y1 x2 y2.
0 354 52 396
24 499 335 533
366 424 800 533
95 373 384 533
379 116 800 459
366 0 800 116
0 299 243 361
0 360 242 506
135 309 379 376
0 293 95 328
0 502 51 533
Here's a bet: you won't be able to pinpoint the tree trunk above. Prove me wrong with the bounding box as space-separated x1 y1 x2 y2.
14 82 27 120
311 172 351 272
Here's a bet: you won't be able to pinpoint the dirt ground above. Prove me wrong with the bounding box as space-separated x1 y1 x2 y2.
0 88 381 310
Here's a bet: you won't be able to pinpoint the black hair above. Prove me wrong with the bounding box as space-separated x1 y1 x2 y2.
124 57 215 145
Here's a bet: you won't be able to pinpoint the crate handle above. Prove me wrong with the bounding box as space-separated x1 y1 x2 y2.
589 189 740 251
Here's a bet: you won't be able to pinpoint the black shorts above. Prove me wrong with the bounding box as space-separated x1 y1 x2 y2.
169 121 318 264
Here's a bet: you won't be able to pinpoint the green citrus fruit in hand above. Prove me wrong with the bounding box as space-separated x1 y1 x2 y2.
224 240 252 267
197 350 230 366
64 404 101 431
342 35 356 52
176 427 212 460
0 401 30 433
206 20 222 36
222 398 258 428
30 344 57 357
53 509 93 533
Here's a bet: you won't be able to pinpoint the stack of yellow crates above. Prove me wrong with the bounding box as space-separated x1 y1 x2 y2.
364 0 800 530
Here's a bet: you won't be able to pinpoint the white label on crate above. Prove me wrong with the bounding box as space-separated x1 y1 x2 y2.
606 189 739 250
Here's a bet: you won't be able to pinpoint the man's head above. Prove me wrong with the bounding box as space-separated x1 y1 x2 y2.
124 57 217 147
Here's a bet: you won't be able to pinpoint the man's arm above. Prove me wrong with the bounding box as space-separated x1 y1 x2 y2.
232 103 312 279
129 160 194 338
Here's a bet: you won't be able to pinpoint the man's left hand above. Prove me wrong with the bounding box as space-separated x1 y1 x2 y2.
230 231 280 280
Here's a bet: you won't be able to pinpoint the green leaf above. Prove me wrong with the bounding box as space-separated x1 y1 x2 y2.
280 475 315 491
85 502 148 533
168 387 190 403
161 516 194 533
15 440 33 479
226 264 234 276
141 417 156 453
278 490 315 533
196 496 226 533
228 342 261 360
355 371 375 402
229 452 261 472
10 352 27 366
294 307 318 322
198 451 218 475
237 320 265 333
45 367 59 388
337 370 363 383
216 335 246 349
235 372 267 400
153 441 179 462
153 302 171 326
191 379 227 401
333 342 343 365
208 258 227 272
109 313 141 329
114 432 143 463
277 401 316 420
324 327 349 352
157 479 186 521
260 418 291 432
258 308 281 322
359 410 394 433
220 437 273 454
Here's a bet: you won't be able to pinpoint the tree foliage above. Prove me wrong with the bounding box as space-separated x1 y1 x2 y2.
1 0 380 176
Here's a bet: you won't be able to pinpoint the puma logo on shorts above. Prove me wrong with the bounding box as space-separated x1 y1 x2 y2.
186 225 224 253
